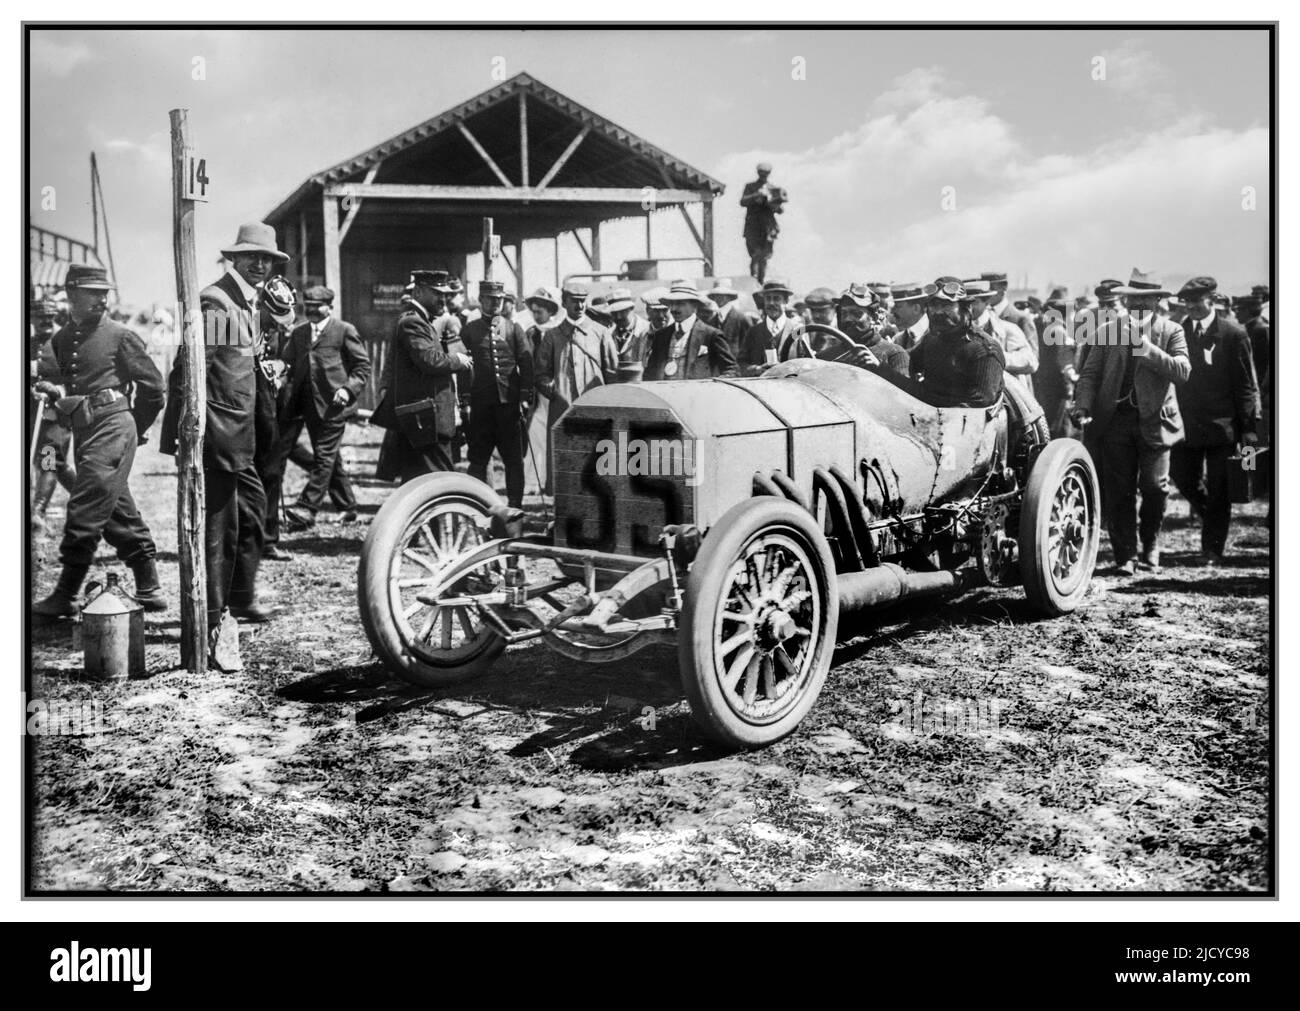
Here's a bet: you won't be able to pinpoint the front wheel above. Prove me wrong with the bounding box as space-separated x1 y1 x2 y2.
358 473 508 687
1019 439 1101 616
679 497 839 748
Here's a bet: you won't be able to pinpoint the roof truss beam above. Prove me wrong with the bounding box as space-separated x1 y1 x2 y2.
324 183 703 204
456 121 515 189
535 126 590 190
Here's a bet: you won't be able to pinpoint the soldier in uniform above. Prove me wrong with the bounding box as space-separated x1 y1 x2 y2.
607 287 652 375
34 265 166 619
908 280 1006 408
889 283 929 352
276 285 371 532
1072 270 1190 574
738 278 798 376
1169 276 1261 564
30 297 76 534
373 269 473 483
462 280 534 508
160 222 288 628
739 162 786 283
644 280 737 381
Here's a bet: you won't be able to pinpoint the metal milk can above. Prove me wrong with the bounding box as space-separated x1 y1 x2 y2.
82 573 145 680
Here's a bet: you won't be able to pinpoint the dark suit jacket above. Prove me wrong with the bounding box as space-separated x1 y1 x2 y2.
644 319 738 381
718 305 758 359
159 271 258 472
374 301 471 441
738 316 799 376
1074 314 1189 448
281 315 371 421
1175 314 1261 447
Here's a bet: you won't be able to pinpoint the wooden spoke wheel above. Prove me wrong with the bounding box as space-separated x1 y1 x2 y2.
1019 439 1101 616
679 497 838 748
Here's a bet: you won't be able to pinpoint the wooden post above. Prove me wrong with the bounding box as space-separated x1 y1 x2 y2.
322 191 341 315
298 210 308 289
482 217 496 282
518 92 530 187
169 109 207 673
702 197 715 275
553 235 560 285
590 222 601 272
516 238 526 299
645 209 653 259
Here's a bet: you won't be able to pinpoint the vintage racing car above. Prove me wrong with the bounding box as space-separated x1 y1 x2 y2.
358 329 1101 748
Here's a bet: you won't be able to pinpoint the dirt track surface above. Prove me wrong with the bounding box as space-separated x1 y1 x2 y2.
28 429 1271 892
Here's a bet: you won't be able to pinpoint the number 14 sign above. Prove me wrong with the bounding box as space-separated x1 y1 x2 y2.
182 147 211 202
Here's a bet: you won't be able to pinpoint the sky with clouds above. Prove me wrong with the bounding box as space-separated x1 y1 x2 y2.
29 26 1270 306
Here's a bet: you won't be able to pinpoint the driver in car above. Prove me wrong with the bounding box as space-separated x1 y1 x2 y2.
834 283 909 375
907 278 1006 408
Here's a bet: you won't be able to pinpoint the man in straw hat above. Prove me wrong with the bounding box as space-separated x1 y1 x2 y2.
34 264 166 620
707 278 756 360
964 278 1038 394
645 279 737 381
738 277 799 376
1168 275 1261 565
889 282 929 353
907 278 1005 408
1073 269 1190 575
462 280 534 508
160 222 291 632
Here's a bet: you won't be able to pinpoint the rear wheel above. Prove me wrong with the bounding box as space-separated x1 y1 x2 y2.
679 497 838 748
358 473 507 687
1019 439 1100 615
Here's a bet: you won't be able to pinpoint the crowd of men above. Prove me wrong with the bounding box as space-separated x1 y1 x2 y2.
28 213 1270 664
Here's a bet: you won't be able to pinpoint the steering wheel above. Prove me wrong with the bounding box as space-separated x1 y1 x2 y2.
795 323 869 363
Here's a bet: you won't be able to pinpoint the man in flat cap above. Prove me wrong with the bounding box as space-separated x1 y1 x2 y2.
740 163 787 284
641 288 670 333
1169 275 1261 564
889 283 929 353
607 287 652 376
908 279 1006 409
1073 269 1190 575
707 278 756 361
372 269 474 483
33 265 166 620
535 281 619 488
739 278 799 376
645 280 737 381
273 283 371 533
30 297 76 535
160 222 291 634
462 280 534 509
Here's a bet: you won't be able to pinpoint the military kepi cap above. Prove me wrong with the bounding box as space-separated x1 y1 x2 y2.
478 279 505 297
410 269 455 293
65 264 115 290
1178 275 1218 299
303 285 334 305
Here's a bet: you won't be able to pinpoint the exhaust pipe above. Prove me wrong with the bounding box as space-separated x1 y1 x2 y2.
838 563 978 613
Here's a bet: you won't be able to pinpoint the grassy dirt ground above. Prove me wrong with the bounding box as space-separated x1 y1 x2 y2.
28 426 1272 893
